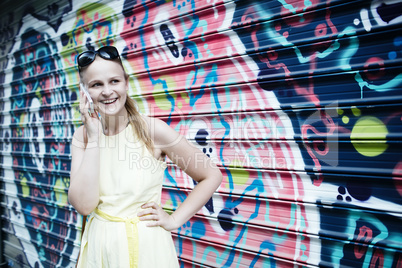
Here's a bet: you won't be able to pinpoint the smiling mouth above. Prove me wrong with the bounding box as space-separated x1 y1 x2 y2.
101 98 117 105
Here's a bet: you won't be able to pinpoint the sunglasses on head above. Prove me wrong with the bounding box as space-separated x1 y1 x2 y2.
77 46 120 69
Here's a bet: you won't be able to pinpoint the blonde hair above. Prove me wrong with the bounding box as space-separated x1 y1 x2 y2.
124 93 154 153
79 56 154 153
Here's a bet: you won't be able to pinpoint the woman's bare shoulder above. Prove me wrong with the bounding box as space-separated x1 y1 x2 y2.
73 125 85 139
72 125 87 149
141 115 179 145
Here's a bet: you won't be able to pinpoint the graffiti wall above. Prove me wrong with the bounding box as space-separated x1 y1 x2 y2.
0 0 401 267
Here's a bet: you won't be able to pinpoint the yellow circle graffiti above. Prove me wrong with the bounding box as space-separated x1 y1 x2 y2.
351 116 388 157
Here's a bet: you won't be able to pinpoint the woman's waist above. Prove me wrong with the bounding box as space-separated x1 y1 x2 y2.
94 206 141 220
92 208 140 224
96 196 160 218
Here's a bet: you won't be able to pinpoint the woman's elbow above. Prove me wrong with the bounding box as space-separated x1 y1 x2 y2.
71 202 96 216
211 167 223 188
68 189 97 216
76 207 95 216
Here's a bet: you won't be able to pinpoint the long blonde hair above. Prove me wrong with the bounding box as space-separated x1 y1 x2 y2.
124 92 154 153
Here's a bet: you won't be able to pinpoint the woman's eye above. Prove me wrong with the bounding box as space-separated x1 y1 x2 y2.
92 83 101 87
111 80 119 84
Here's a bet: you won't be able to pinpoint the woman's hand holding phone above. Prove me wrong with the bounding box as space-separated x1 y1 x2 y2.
79 83 103 140
80 83 94 115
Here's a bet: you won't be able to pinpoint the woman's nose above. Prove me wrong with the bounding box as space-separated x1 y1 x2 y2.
102 85 112 95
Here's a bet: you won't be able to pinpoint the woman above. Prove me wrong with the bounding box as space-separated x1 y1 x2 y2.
68 46 222 267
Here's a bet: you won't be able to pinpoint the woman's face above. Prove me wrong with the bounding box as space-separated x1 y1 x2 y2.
80 56 128 117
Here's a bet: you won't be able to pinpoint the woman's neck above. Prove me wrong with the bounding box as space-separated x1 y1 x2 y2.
102 112 129 136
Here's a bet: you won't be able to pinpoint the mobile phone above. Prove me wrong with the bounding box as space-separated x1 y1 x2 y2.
80 83 94 114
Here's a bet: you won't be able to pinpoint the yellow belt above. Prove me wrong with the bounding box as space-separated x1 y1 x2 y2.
95 208 139 268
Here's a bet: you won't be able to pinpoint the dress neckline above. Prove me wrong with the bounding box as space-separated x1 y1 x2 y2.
102 123 131 138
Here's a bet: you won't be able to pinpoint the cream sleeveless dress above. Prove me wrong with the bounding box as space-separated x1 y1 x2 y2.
76 124 179 267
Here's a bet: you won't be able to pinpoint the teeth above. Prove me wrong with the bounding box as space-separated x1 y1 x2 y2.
103 99 116 104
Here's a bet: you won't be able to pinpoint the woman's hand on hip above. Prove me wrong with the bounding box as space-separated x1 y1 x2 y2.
137 202 179 231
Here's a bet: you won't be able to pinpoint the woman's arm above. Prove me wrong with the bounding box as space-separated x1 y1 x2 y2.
138 117 222 230
68 90 103 215
68 126 101 215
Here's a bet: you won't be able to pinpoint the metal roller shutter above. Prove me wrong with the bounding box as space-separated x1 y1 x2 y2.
0 0 401 267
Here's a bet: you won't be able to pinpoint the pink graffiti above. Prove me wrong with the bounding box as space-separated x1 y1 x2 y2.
393 161 402 197
364 57 385 80
370 248 384 268
354 225 373 259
